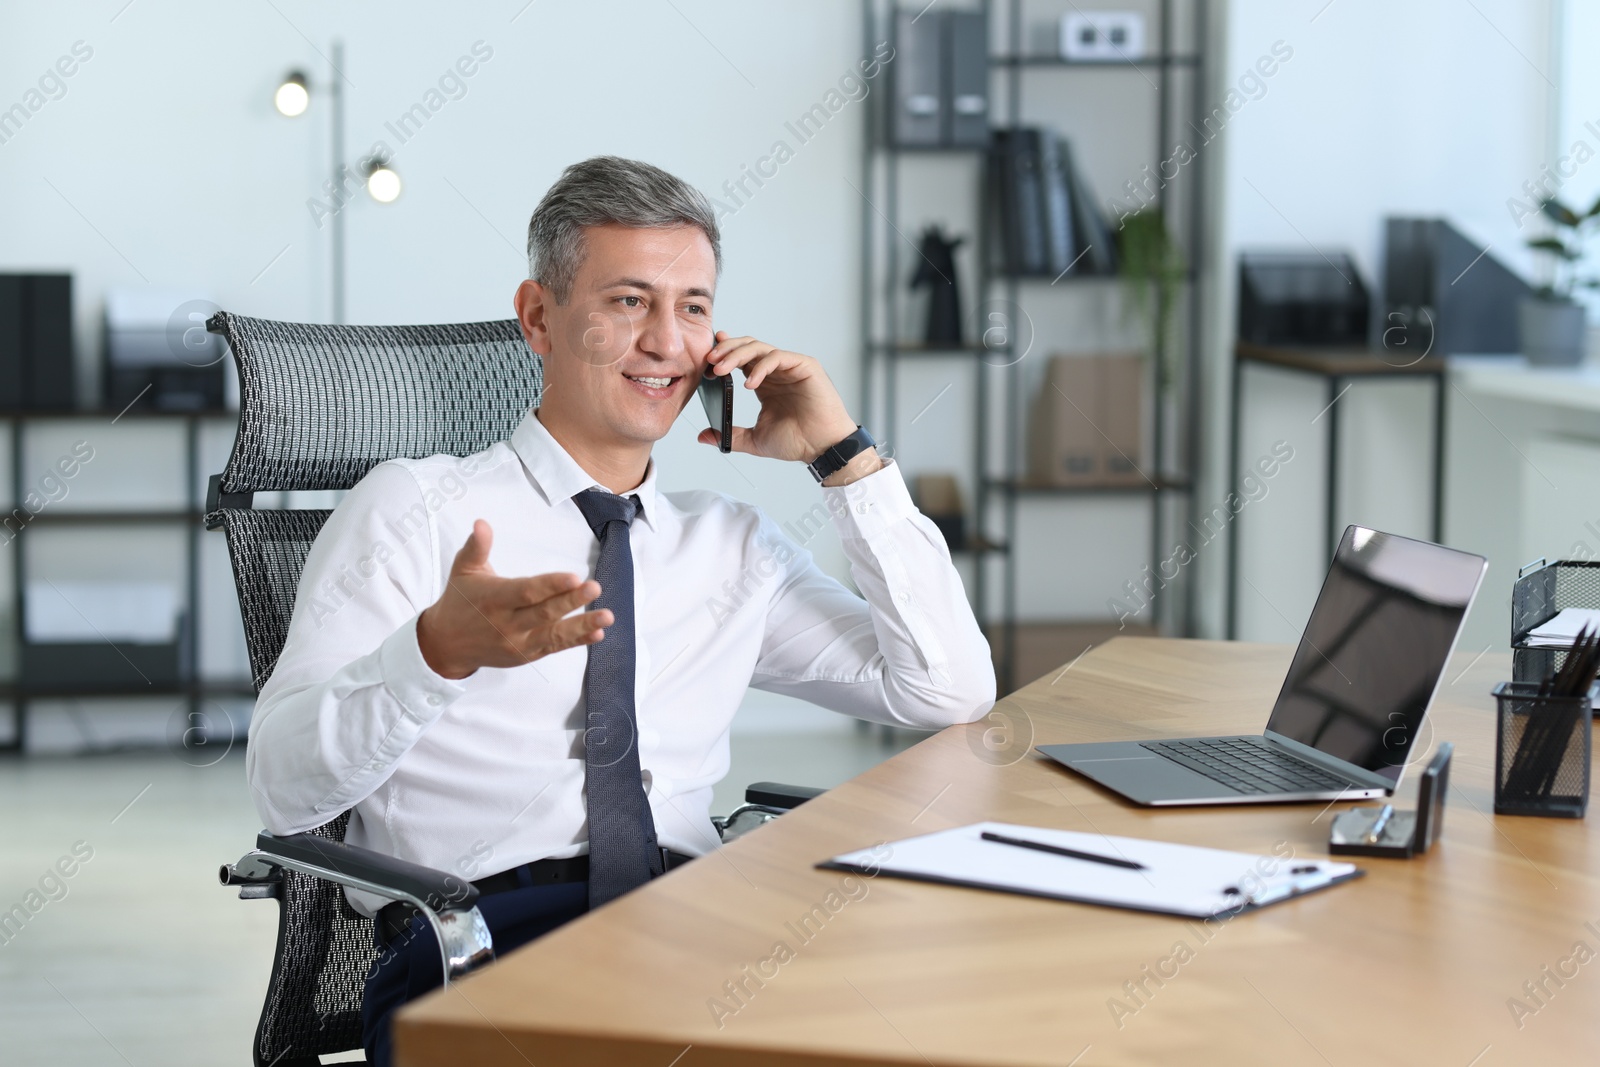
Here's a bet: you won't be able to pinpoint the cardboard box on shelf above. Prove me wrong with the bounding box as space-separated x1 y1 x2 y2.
1098 353 1145 485
1026 353 1146 487
1027 355 1099 485
913 472 966 550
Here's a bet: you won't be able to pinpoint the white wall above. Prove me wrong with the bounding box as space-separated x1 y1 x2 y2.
1201 0 1561 643
3 0 1579 743
2 0 881 739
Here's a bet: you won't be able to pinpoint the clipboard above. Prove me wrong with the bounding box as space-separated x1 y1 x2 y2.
819 822 1363 920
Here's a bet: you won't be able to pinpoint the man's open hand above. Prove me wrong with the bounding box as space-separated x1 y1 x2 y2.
416 520 610 680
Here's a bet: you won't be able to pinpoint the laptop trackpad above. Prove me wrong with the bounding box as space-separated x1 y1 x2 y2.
1039 742 1239 805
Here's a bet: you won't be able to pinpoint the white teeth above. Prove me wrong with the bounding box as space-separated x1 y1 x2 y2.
628 375 673 388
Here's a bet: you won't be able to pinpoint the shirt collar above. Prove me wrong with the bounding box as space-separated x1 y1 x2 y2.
510 409 659 531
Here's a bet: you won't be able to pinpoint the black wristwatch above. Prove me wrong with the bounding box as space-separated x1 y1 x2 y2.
807 425 877 483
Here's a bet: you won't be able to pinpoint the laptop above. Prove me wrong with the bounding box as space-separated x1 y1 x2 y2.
1038 526 1487 806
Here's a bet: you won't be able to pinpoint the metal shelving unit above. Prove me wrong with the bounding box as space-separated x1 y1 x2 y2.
2 409 254 753
861 0 1207 691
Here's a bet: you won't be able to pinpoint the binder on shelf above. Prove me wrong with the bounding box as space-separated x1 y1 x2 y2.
0 273 76 411
992 128 1119 279
1039 131 1079 277
991 127 1050 276
945 10 990 147
890 8 942 146
1065 146 1118 275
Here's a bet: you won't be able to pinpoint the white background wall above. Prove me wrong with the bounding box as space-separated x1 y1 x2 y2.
0 0 1582 747
2 0 884 742
2 0 873 513
1201 0 1562 647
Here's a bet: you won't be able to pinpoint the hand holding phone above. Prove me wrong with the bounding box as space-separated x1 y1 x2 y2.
698 367 733 453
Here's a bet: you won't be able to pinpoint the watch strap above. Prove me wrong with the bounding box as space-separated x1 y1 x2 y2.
807 426 876 482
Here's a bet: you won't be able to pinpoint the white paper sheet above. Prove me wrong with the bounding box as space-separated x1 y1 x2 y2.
1525 607 1600 648
824 822 1360 919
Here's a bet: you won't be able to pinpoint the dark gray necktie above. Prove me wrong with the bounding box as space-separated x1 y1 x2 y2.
571 489 662 908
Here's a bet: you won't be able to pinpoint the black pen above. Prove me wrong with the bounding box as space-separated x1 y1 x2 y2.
980 830 1147 871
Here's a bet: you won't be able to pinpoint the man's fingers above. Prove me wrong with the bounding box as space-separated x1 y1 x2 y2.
502 572 589 608
708 335 756 368
533 611 611 657
710 338 770 374
724 425 759 456
450 519 495 576
742 349 795 390
513 582 604 623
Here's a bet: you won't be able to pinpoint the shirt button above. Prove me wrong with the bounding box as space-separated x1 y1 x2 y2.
426 694 442 707
897 592 910 604
856 502 870 515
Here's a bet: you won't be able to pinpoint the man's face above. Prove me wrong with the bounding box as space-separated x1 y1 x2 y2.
534 223 717 447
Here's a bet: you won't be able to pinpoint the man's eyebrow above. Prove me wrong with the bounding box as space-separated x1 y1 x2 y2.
599 276 659 291
598 277 714 301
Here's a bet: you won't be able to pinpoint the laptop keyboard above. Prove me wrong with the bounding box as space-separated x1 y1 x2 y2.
1140 737 1357 795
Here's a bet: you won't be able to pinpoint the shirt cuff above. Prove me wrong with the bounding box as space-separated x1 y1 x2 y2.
821 459 918 541
379 614 468 722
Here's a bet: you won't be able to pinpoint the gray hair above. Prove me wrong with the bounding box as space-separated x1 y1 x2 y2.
526 156 722 304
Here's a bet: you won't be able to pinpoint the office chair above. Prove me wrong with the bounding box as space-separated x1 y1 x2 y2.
204 312 821 1067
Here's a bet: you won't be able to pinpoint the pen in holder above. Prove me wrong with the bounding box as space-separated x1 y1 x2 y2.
1331 744 1452 857
1493 681 1592 818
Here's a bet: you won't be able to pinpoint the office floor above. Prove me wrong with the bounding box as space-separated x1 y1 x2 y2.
0 726 921 1066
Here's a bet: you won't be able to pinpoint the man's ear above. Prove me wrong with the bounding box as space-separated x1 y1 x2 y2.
514 279 554 356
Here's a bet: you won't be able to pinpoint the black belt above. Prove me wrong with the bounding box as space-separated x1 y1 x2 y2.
377 849 694 945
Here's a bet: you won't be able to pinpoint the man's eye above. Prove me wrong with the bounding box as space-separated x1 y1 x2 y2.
618 295 643 308
684 304 705 316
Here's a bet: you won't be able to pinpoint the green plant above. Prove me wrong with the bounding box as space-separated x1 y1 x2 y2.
1527 196 1600 301
1116 208 1186 391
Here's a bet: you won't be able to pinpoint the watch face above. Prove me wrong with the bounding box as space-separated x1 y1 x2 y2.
698 369 733 453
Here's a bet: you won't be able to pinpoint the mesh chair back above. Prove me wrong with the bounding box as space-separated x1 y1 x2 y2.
205 312 541 1066
211 312 540 494
216 509 334 691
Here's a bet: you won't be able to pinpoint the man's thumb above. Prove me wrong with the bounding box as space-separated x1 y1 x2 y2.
452 519 494 574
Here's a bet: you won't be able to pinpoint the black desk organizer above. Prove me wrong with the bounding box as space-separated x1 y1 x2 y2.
1504 558 1597 818
1510 557 1600 690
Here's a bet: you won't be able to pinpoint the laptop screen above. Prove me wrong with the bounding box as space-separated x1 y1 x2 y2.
1264 526 1486 781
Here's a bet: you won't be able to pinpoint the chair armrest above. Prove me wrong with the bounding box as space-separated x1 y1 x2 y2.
223 831 493 981
254 830 479 910
744 782 825 810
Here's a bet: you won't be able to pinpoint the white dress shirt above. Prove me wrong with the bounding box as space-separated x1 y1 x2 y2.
247 411 995 914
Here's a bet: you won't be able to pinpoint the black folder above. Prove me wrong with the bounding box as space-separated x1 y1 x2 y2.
992 128 1049 276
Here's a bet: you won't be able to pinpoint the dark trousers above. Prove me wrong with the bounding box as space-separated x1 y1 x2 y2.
361 881 589 1067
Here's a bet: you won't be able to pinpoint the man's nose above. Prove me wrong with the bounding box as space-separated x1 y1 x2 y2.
637 305 687 361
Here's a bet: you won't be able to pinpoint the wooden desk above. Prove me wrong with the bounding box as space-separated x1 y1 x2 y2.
398 639 1599 1066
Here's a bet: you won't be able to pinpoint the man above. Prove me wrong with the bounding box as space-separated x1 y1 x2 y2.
246 155 995 1064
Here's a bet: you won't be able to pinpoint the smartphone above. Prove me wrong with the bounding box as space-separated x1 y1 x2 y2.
699 367 733 453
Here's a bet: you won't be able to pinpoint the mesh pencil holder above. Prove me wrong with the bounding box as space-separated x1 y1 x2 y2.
1492 681 1592 818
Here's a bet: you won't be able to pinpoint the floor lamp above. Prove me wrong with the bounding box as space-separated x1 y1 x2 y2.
274 42 401 324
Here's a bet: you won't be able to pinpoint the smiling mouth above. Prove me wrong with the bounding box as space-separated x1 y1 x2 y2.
624 373 680 390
